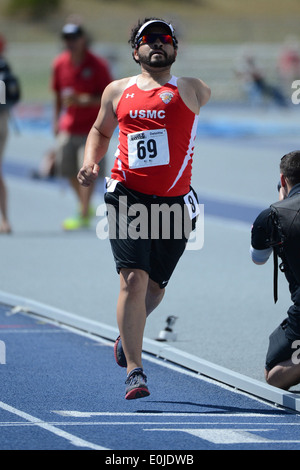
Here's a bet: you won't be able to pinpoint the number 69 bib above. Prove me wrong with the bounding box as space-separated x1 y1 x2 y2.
128 128 170 169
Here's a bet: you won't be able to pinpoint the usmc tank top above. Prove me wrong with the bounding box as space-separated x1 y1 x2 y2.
111 75 199 197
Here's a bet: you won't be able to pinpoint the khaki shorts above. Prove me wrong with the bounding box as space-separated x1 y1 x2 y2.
55 132 106 178
0 110 9 162
55 132 87 178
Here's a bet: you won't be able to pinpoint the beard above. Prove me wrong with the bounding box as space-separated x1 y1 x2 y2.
137 49 176 68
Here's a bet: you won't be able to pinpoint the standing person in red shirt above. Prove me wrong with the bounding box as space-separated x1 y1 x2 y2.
52 23 112 230
78 17 211 399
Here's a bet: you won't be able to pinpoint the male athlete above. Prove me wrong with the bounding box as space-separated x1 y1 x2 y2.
78 18 211 399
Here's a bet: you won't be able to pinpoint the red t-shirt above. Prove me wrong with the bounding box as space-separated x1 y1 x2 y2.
111 76 198 197
51 49 112 134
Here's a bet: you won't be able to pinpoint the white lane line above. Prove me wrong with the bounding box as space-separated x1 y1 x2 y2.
0 330 66 334
1 421 300 427
52 410 289 418
0 401 109 450
144 428 300 445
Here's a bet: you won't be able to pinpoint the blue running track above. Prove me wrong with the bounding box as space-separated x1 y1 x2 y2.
1 301 300 453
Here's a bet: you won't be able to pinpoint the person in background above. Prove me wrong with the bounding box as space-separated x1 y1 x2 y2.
251 151 300 390
51 22 112 230
235 52 287 107
278 36 300 91
0 33 21 233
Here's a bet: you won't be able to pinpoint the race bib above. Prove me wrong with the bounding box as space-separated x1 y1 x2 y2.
128 128 170 169
184 189 200 220
104 177 119 193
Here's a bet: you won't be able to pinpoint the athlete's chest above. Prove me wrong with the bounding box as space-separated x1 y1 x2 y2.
117 85 180 123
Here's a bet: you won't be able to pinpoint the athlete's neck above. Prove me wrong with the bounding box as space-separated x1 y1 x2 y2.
137 68 172 90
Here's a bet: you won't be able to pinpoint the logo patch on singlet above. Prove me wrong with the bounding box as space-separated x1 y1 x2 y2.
159 91 174 104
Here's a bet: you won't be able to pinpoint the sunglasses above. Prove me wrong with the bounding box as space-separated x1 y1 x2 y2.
62 33 82 40
137 33 173 47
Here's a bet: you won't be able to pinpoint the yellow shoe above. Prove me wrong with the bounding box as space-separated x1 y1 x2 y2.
62 215 90 231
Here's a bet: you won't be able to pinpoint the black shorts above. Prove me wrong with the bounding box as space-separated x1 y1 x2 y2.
265 319 294 371
104 182 198 288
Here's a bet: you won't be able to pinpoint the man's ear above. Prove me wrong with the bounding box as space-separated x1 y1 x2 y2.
133 49 140 64
280 173 286 187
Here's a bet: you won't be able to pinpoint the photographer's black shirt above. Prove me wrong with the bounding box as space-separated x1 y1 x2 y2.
251 183 300 340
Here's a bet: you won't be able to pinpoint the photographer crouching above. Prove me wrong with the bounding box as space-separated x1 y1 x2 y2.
251 150 300 390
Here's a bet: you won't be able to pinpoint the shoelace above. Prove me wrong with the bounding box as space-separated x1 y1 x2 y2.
126 370 147 385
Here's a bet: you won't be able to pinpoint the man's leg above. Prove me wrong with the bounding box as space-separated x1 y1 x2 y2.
265 361 300 390
117 270 165 374
117 268 149 374
264 320 300 390
0 111 10 233
69 176 95 218
0 172 11 233
146 278 165 316
56 134 95 228
75 139 96 218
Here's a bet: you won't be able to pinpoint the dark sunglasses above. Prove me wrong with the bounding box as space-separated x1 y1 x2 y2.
137 33 173 46
62 33 82 40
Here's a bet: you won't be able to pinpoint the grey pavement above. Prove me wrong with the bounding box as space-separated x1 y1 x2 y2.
1 104 300 385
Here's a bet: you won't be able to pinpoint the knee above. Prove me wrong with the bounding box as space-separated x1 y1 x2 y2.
264 368 270 383
265 368 279 388
265 370 274 387
265 367 280 387
120 269 149 296
148 279 165 299
264 365 293 390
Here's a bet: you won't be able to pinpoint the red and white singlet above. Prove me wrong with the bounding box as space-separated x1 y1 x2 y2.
111 75 199 197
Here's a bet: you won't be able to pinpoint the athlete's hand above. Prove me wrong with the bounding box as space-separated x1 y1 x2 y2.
77 164 99 187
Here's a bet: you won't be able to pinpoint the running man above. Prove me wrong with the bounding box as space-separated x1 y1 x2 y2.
78 17 211 399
